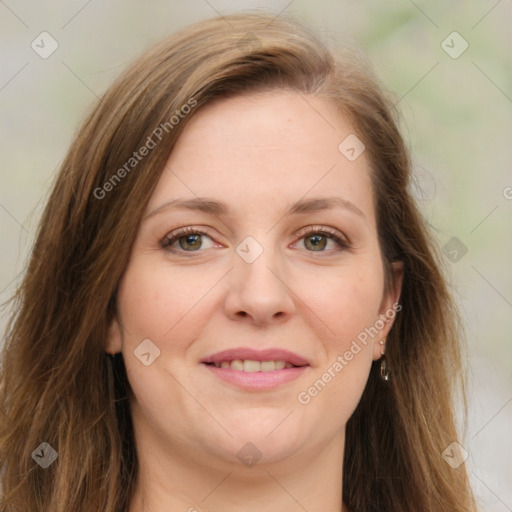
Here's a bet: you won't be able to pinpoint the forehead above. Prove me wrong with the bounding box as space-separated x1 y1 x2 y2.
147 90 375 226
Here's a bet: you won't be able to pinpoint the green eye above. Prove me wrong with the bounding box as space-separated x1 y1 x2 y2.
298 227 350 253
162 228 215 254
178 234 203 251
304 234 328 251
161 225 350 257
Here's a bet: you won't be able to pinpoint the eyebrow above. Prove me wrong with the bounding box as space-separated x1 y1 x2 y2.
144 196 366 221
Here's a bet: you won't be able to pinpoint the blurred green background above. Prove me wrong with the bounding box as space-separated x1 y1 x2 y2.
1 1 511 509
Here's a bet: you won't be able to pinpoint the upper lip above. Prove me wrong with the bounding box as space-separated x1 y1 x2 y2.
201 348 310 367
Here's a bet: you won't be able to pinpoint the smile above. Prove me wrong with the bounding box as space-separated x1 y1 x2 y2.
205 359 296 371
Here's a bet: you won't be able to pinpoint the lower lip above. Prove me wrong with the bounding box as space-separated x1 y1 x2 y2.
203 364 309 390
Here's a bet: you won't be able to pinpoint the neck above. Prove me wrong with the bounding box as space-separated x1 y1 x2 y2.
128 413 346 512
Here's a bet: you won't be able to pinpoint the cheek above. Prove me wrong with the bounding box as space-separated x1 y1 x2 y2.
116 259 210 350
116 261 214 418
296 259 384 351
297 280 378 434
310 259 385 413
292 259 382 420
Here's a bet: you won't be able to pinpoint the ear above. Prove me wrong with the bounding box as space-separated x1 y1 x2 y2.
105 316 123 355
372 260 404 361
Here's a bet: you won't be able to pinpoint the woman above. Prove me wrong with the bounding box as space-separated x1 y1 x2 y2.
0 12 476 512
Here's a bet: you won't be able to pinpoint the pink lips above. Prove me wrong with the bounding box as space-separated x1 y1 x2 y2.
201 347 310 391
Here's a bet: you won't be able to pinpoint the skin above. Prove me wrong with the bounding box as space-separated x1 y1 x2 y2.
107 90 403 512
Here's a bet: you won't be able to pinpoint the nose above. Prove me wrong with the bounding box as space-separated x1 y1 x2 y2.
223 240 296 326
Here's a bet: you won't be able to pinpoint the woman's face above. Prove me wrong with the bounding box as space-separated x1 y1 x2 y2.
107 90 402 470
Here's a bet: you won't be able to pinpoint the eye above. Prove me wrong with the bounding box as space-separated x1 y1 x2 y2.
294 226 351 253
160 225 350 257
161 227 216 255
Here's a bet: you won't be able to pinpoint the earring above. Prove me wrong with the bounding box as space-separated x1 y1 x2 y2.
379 338 391 381
380 358 390 381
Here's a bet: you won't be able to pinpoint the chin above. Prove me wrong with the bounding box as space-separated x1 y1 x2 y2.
212 420 306 468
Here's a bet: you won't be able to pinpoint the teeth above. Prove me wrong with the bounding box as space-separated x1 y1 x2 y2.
243 359 260 372
213 359 295 372
231 359 244 371
260 360 276 372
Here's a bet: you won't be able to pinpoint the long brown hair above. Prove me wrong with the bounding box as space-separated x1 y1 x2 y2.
0 12 476 511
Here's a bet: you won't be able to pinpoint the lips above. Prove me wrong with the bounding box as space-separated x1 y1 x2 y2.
201 347 310 390
201 347 310 368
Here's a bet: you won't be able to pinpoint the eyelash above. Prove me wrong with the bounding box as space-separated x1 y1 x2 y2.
160 225 351 257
